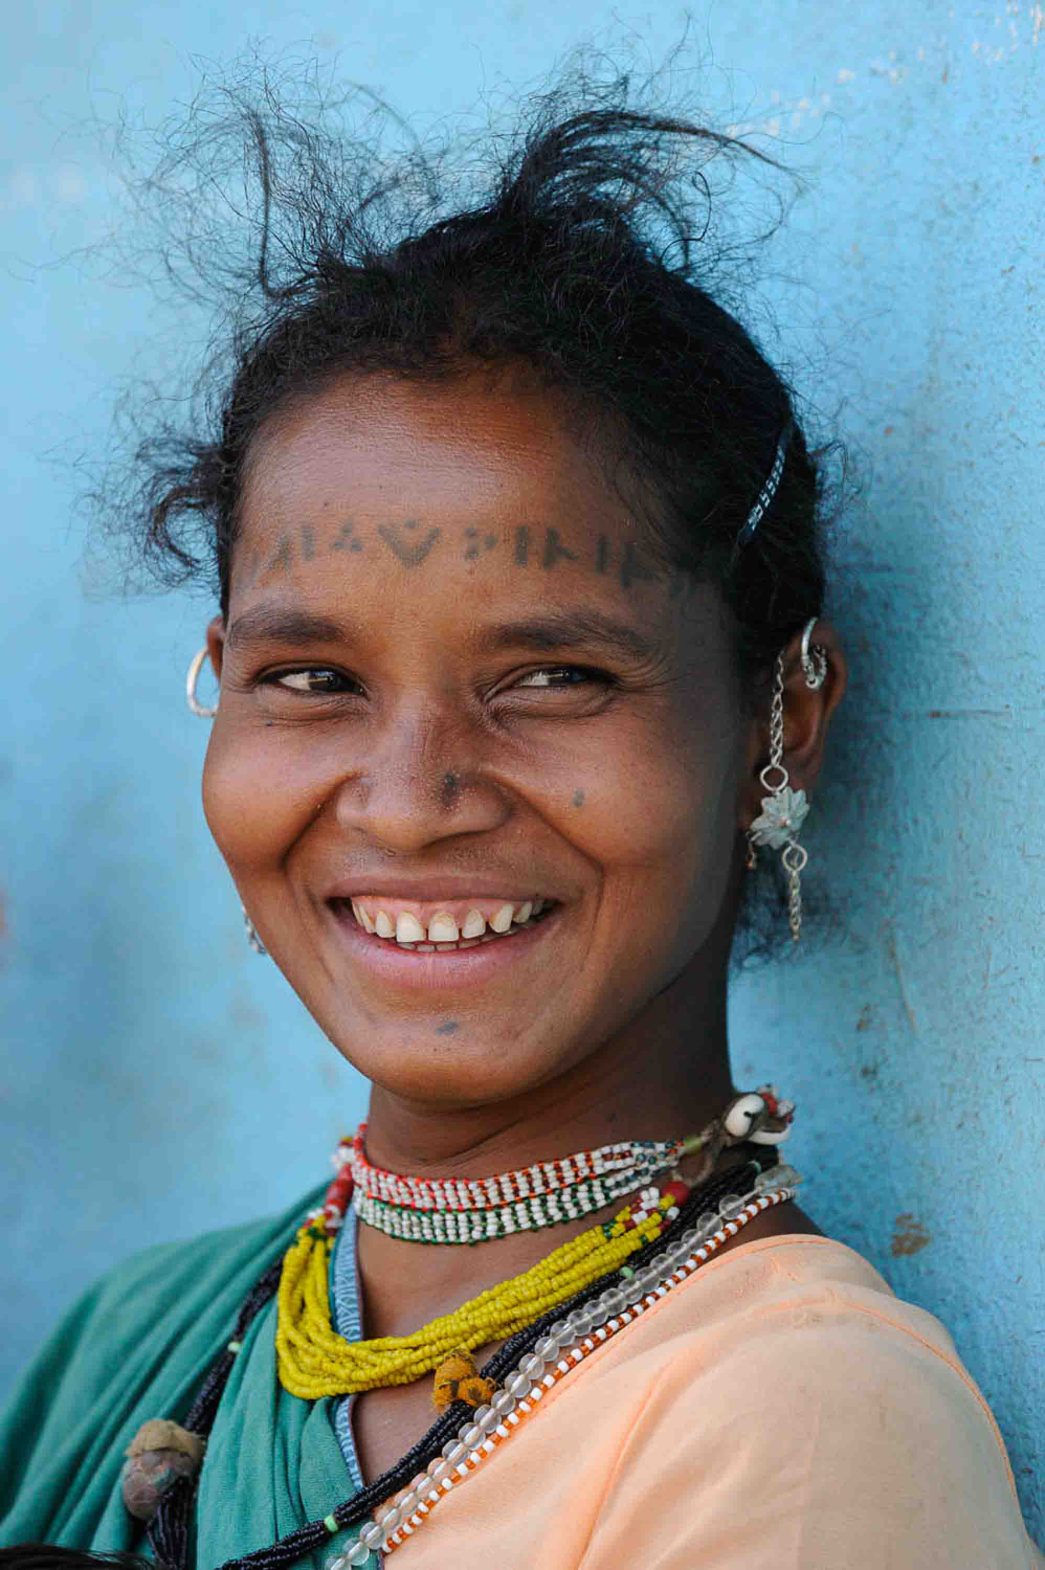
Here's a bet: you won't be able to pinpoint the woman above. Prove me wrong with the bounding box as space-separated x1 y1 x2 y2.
0 93 1039 1568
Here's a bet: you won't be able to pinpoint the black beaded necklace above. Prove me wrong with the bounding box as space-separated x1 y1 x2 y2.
147 1150 778 1570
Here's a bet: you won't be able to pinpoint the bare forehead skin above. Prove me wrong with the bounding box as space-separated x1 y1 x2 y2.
240 369 633 533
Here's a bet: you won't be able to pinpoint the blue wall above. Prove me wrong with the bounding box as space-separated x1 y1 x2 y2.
1 0 1041 1536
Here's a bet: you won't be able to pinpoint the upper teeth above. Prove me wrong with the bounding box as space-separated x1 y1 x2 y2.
347 898 546 947
396 912 426 943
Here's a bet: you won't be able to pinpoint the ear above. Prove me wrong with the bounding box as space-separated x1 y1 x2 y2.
205 614 226 681
737 619 848 831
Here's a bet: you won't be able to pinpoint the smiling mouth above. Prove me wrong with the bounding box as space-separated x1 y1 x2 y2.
329 896 556 951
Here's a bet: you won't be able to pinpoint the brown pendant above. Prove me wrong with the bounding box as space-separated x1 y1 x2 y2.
121 1417 205 1522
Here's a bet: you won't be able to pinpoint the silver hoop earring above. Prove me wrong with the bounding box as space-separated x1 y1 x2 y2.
746 620 828 942
186 646 218 718
242 904 267 956
800 618 828 691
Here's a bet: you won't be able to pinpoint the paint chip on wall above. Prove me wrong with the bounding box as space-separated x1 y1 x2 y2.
891 1213 932 1256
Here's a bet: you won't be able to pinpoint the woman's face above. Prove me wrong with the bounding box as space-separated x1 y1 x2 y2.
203 369 755 1107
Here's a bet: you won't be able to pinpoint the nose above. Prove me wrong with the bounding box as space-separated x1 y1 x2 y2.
333 702 511 853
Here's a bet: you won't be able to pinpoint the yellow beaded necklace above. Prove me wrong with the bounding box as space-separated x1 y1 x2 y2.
276 1185 682 1400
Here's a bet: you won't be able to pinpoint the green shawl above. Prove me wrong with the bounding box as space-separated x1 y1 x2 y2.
0 1184 375 1568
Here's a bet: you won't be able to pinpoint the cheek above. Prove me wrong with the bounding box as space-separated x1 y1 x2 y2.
529 711 741 891
201 722 319 872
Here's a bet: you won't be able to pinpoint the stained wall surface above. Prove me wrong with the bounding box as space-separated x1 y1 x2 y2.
1 0 1041 1537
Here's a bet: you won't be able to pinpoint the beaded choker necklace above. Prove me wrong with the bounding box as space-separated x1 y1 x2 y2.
338 1085 794 1246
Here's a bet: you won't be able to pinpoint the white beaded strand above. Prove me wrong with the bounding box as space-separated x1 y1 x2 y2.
352 1153 677 1244
379 1185 796 1556
326 1168 798 1569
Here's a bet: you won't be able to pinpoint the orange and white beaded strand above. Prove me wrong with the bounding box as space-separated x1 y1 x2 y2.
328 1174 797 1567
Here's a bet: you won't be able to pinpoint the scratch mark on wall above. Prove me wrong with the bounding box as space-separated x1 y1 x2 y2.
886 929 919 1035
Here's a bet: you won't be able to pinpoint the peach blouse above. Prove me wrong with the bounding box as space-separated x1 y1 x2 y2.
395 1234 1041 1569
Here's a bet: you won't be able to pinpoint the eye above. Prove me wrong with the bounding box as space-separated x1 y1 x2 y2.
513 665 608 689
262 667 364 696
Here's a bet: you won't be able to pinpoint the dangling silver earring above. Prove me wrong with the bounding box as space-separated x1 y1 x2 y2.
746 618 827 942
242 905 268 956
186 646 218 718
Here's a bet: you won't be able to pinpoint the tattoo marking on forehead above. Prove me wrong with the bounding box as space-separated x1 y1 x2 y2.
595 535 611 575
572 788 586 807
620 541 656 591
435 1019 460 1035
513 524 531 566
377 520 442 566
463 527 498 560
267 533 294 575
331 520 364 553
543 528 578 569
235 517 685 598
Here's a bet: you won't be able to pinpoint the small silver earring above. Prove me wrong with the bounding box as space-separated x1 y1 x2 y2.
242 905 267 956
800 618 828 691
186 646 218 718
746 618 827 942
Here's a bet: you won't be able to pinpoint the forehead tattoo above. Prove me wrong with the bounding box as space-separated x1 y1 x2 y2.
233 517 683 599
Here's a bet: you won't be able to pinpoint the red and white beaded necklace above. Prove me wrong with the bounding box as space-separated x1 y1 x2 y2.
336 1087 794 1246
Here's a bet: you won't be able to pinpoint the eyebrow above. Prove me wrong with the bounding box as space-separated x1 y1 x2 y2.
476 612 658 663
225 606 359 650
225 603 659 664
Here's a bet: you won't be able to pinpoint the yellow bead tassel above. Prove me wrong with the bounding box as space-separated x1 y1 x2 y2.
276 1196 676 1400
431 1348 495 1411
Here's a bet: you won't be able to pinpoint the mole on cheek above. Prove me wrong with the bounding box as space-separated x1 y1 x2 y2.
571 788 586 808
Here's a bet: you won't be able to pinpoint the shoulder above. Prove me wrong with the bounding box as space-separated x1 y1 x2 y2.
0 1184 323 1538
581 1236 1041 1567
637 1234 1009 1461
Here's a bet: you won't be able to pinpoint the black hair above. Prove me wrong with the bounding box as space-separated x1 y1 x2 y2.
102 66 839 959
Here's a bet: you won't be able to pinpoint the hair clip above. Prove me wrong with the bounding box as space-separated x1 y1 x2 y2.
737 420 792 546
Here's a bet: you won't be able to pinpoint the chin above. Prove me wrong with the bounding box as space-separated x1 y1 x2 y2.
327 1013 582 1110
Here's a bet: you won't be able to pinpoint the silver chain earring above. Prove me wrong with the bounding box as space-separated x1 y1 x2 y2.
746 618 828 942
